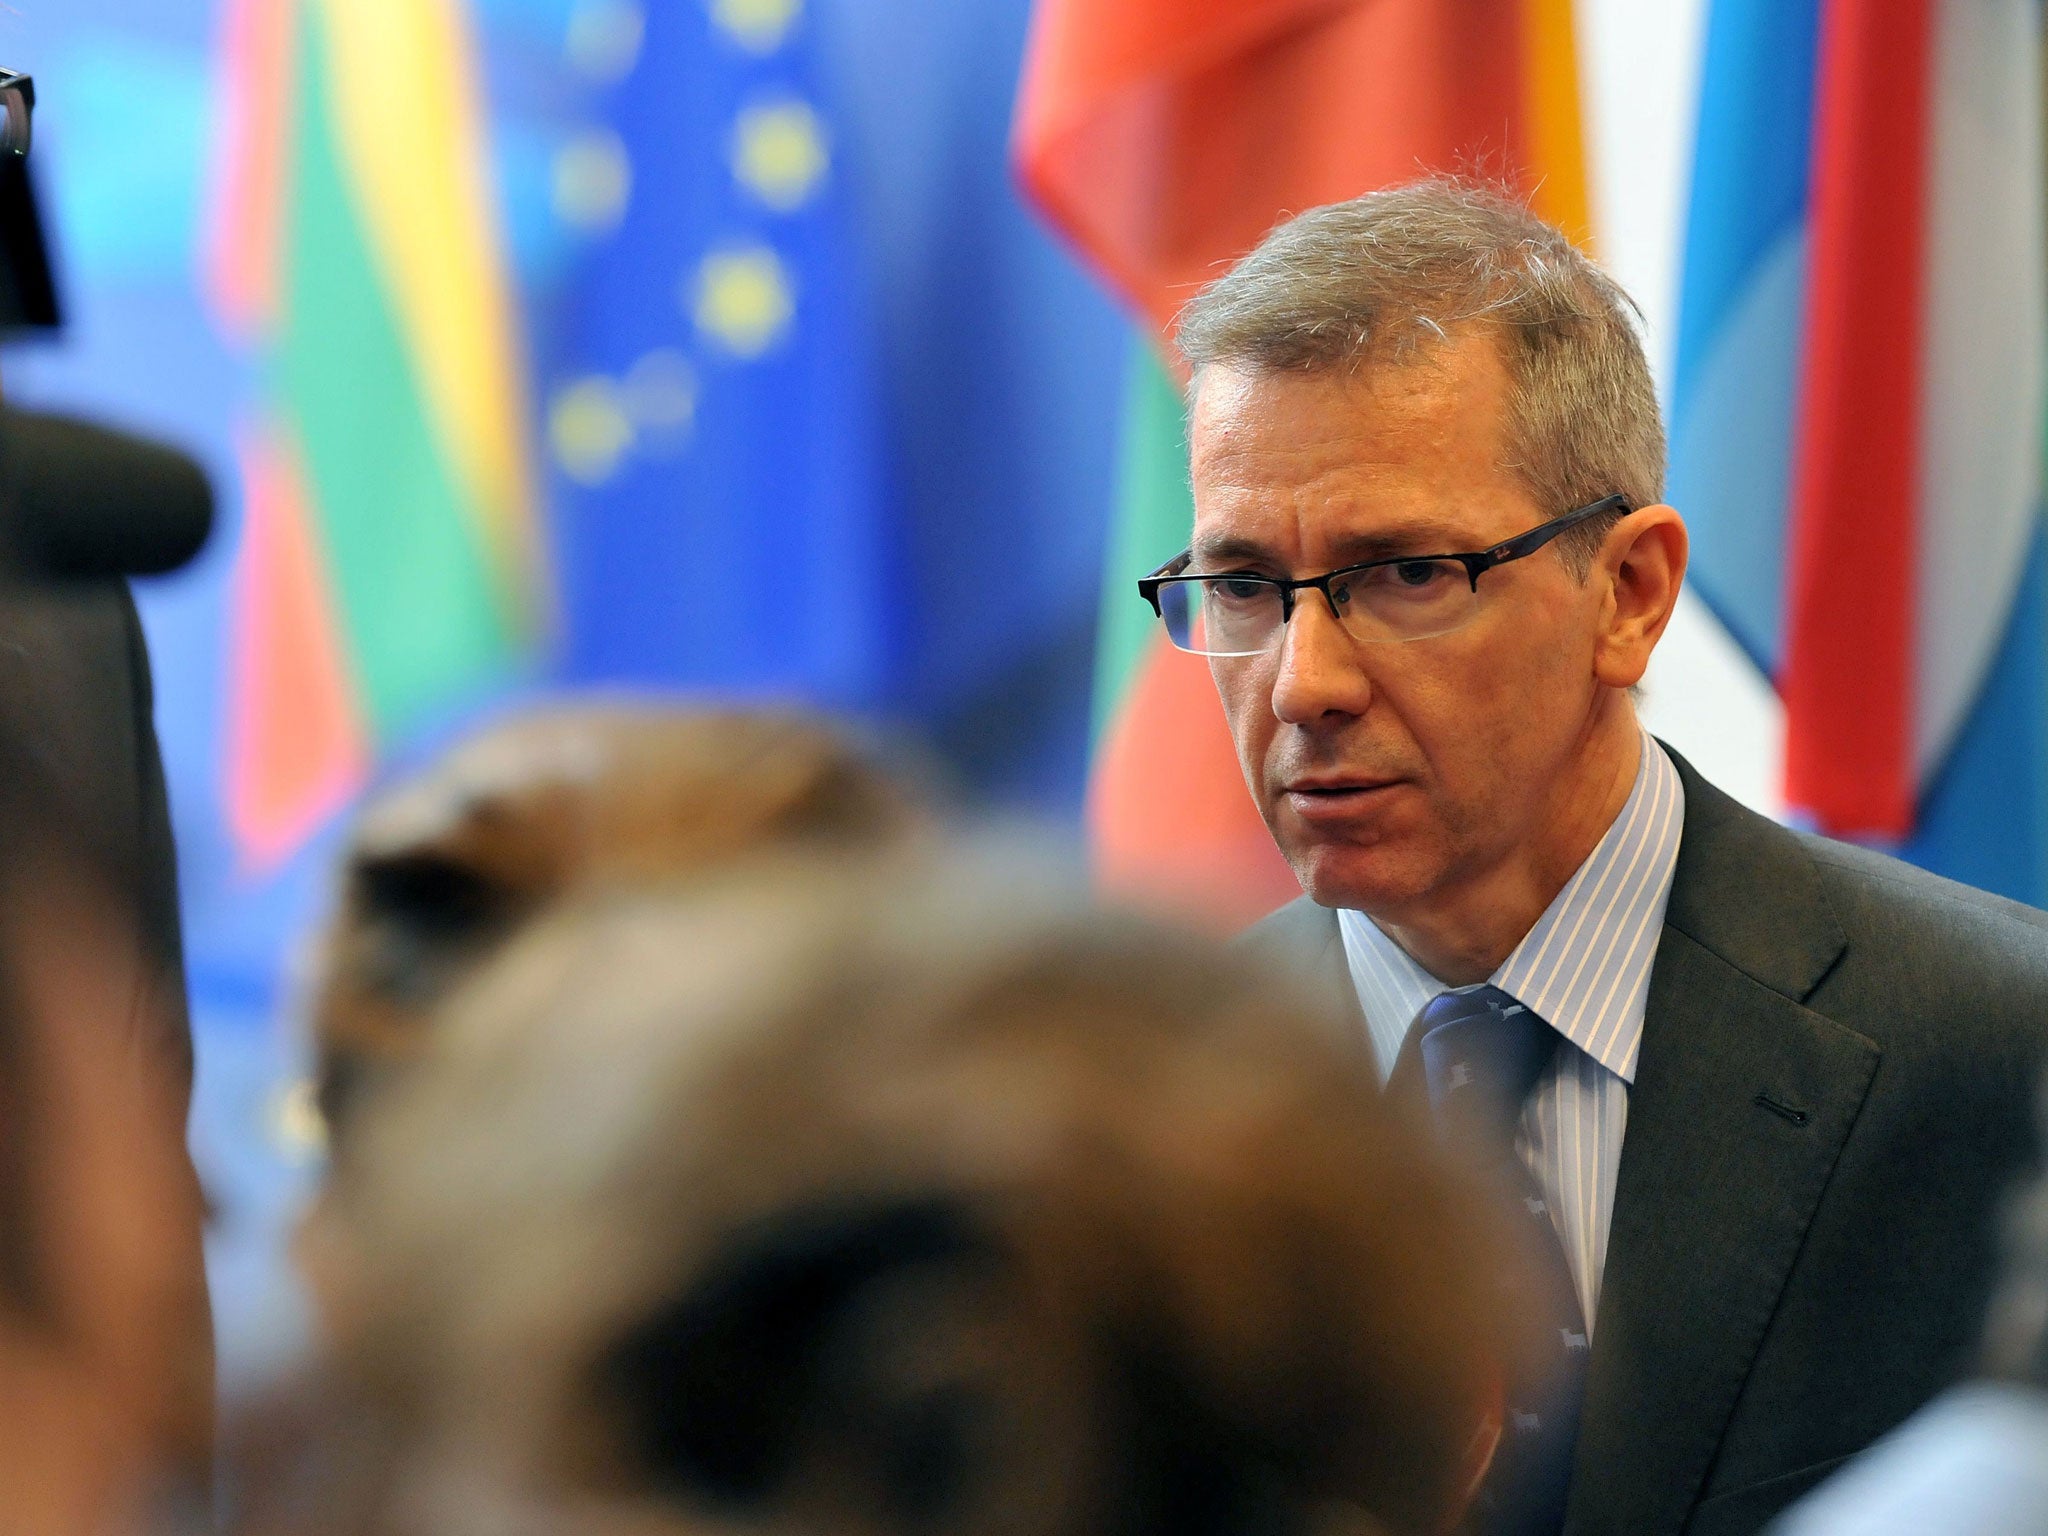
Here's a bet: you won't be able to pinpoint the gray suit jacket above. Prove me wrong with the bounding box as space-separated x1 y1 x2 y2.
1247 750 2048 1536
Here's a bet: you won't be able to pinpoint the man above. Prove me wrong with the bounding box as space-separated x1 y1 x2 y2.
1149 179 2048 1535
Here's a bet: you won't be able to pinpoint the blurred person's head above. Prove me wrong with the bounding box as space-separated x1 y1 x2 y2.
1167 177 1687 979
276 851 1518 1536
306 702 927 1144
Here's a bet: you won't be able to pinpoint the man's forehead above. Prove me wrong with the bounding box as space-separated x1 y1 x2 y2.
1186 343 1526 559
1192 348 1511 473
1188 326 1509 418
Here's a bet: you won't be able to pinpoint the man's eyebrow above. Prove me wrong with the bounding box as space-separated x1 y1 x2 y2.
1325 521 1474 560
1188 533 1279 566
1188 519 1477 570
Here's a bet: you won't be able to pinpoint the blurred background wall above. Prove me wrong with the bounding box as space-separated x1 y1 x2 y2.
0 0 2035 1381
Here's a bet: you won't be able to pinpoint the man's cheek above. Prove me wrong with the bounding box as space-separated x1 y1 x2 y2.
1210 661 1271 738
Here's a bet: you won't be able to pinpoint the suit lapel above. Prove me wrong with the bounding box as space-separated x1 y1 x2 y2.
1563 757 1880 1536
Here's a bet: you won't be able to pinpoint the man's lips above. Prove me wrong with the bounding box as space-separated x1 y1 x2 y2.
1279 777 1405 819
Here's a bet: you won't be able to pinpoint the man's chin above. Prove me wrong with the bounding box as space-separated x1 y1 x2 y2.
1284 839 1436 915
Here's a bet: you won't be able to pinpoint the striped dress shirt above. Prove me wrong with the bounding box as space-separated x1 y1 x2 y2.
1337 732 1684 1333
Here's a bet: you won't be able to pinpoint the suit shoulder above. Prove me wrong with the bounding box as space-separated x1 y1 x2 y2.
1795 832 2048 1043
1799 830 2048 947
1661 748 2048 1022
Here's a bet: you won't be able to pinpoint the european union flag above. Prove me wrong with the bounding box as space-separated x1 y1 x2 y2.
543 0 900 707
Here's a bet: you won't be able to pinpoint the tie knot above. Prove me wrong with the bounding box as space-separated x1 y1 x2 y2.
1414 985 1555 1149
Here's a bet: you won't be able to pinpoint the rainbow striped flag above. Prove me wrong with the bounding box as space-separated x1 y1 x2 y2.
1013 0 1591 928
208 0 543 868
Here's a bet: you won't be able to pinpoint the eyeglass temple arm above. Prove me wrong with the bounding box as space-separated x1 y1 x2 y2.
1480 494 1631 565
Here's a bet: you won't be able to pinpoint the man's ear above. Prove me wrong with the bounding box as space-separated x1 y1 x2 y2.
1592 506 1688 690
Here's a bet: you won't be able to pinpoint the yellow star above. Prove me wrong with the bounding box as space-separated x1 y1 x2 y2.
622 349 698 455
709 0 802 54
549 376 636 485
691 246 796 357
566 0 644 82
553 128 632 234
731 98 829 212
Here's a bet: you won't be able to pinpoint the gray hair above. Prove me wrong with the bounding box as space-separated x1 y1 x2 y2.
1175 178 1665 570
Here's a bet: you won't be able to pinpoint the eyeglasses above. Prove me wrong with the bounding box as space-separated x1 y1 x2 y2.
0 72 32 159
1139 494 1631 658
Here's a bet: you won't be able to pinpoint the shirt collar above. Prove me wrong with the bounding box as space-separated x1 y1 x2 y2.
1336 732 1685 1085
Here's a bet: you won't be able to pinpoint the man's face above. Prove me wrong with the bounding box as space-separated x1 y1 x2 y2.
1188 336 1612 917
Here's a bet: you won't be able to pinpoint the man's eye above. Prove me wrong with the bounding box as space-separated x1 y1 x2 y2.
1353 560 1462 602
1212 577 1270 604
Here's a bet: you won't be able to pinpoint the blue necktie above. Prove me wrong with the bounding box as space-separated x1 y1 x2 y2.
1411 986 1587 1536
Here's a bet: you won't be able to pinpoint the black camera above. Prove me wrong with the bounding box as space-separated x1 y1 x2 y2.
0 70 32 158
0 68 58 331
0 66 209 576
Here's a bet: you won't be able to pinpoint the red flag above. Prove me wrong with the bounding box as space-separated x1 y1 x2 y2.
1779 0 1934 836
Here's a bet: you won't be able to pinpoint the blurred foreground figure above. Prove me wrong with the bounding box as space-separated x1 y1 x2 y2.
251 855 1519 1536
0 410 218 1507
307 703 924 1141
300 704 927 1352
0 66 217 1515
0 696 209 1531
0 846 206 1532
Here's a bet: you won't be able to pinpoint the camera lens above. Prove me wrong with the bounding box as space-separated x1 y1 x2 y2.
0 74 32 158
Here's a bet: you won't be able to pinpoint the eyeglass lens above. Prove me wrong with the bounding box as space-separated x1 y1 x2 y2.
1161 559 1482 656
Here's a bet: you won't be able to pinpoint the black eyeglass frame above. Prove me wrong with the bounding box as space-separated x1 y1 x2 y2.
1138 493 1633 642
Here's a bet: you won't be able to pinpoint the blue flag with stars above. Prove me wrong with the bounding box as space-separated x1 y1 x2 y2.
544 0 901 706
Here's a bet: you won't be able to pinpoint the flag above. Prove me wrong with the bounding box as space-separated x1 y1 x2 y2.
208 0 543 868
1671 0 2048 899
540 0 899 708
1013 0 1591 927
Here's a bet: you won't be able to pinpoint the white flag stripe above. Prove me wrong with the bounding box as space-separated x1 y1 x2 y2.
1913 0 2045 780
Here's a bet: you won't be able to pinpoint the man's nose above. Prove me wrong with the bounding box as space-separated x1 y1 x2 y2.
1269 595 1373 724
